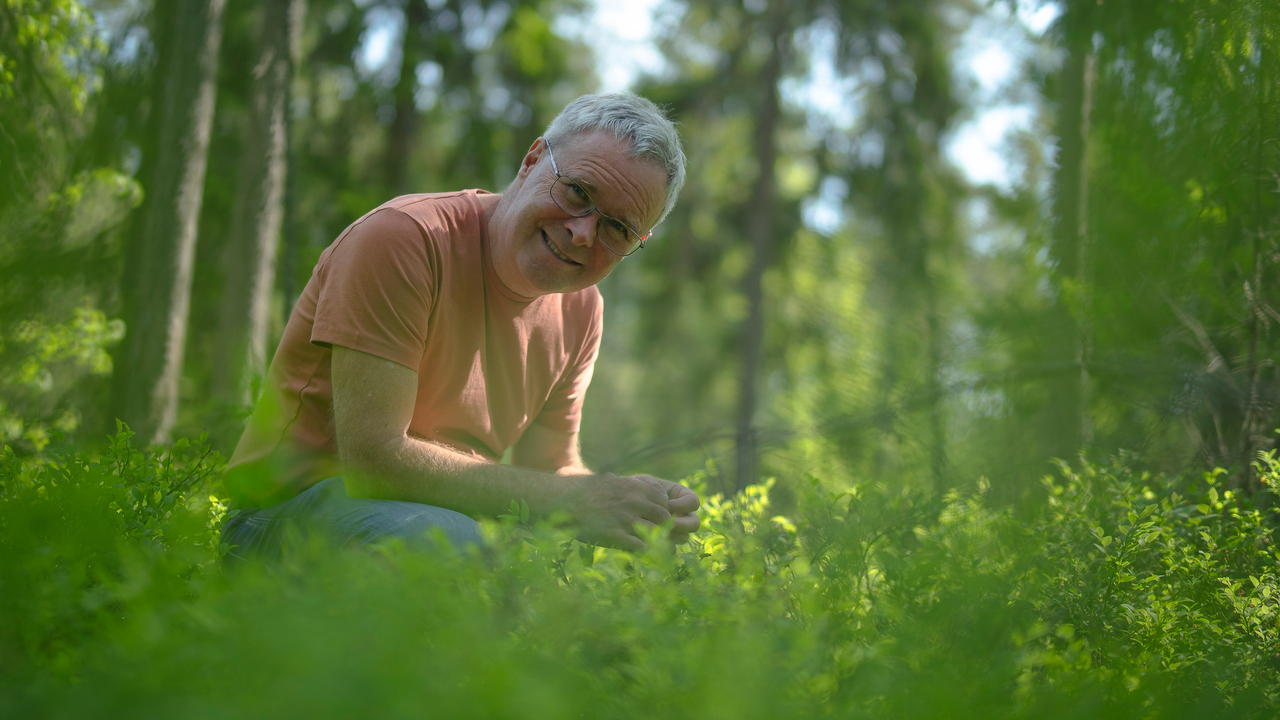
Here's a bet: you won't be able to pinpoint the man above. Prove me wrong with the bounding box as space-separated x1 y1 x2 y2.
221 93 700 561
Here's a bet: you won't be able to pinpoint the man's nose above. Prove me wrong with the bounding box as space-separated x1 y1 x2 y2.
565 213 598 248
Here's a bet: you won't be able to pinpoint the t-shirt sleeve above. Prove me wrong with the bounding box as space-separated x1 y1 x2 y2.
535 291 603 435
310 208 435 370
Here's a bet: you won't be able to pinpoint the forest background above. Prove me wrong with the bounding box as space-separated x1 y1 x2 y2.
1 0 1277 504
4 0 1280 715
5 0 1280 507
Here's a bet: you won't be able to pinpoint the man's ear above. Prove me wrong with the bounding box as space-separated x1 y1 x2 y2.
518 137 547 178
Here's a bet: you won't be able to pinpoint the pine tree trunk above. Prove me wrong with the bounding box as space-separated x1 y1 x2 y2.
1051 1 1095 457
211 0 304 426
734 27 781 492
385 0 428 196
925 277 947 491
112 0 226 445
1076 54 1095 448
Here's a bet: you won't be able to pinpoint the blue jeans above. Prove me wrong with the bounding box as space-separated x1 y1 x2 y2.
220 477 483 565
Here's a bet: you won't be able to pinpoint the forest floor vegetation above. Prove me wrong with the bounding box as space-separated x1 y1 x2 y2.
1 428 1279 718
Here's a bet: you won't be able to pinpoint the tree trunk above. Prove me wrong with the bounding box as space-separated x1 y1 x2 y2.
1077 53 1095 448
385 0 428 196
925 272 946 491
1238 40 1274 492
734 26 781 492
1049 0 1095 458
112 0 226 445
211 0 304 424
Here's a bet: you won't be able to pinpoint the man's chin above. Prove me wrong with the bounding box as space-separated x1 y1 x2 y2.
517 258 579 296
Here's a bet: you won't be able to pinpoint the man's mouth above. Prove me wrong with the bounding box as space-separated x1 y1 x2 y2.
542 230 580 265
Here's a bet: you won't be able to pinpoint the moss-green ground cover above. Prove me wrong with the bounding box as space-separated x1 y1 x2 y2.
2 430 1278 718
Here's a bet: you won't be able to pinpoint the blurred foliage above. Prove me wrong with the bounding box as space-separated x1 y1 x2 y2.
0 0 138 456
3 432 1280 715
963 0 1280 499
0 299 124 451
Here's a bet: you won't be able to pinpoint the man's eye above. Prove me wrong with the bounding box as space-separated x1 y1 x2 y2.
570 183 590 201
606 218 628 236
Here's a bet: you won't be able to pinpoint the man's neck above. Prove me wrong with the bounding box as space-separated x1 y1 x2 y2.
478 191 502 223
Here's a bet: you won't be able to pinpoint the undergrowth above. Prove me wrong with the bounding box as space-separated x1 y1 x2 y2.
1 428 1278 718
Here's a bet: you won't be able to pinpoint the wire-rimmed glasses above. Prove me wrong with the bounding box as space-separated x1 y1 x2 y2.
545 139 651 257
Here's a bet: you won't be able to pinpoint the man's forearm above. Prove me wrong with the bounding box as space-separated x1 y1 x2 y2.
343 434 585 519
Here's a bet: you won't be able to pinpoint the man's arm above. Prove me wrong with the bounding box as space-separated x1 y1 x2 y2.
331 345 688 551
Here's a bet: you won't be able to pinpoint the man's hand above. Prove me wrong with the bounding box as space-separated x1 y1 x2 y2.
567 473 675 553
562 473 701 552
511 424 700 551
633 474 701 545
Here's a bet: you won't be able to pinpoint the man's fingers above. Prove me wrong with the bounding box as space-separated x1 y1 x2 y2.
620 535 647 553
670 512 700 535
630 475 670 508
635 501 671 527
635 475 700 515
612 535 647 553
667 489 700 515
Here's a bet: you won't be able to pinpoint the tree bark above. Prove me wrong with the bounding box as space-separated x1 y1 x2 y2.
924 269 947 491
112 0 226 445
1050 0 1095 458
211 0 304 421
1076 53 1095 448
1238 40 1274 492
734 25 782 492
385 0 429 196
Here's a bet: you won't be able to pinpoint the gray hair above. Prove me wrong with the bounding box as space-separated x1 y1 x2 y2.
544 93 686 229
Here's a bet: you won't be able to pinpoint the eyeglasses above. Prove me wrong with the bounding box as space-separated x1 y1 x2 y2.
544 139 651 257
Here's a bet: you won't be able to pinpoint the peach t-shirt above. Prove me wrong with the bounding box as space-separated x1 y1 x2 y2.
224 190 603 507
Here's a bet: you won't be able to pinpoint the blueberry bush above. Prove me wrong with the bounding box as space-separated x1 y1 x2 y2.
1 430 1278 718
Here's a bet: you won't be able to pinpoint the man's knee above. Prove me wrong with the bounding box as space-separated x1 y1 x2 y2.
377 502 483 550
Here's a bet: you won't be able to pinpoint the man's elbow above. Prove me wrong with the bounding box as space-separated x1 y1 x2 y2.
337 433 405 499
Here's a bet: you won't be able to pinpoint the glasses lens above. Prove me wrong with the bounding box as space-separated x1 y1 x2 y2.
551 176 593 214
597 218 638 256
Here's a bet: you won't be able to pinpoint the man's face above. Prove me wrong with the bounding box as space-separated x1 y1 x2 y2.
490 131 667 297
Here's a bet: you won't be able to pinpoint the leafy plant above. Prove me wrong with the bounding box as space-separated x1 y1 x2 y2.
0 424 224 679
2 433 1278 717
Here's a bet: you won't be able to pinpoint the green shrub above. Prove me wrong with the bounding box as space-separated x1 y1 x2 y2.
0 425 224 681
1029 456 1280 704
1 433 1277 718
